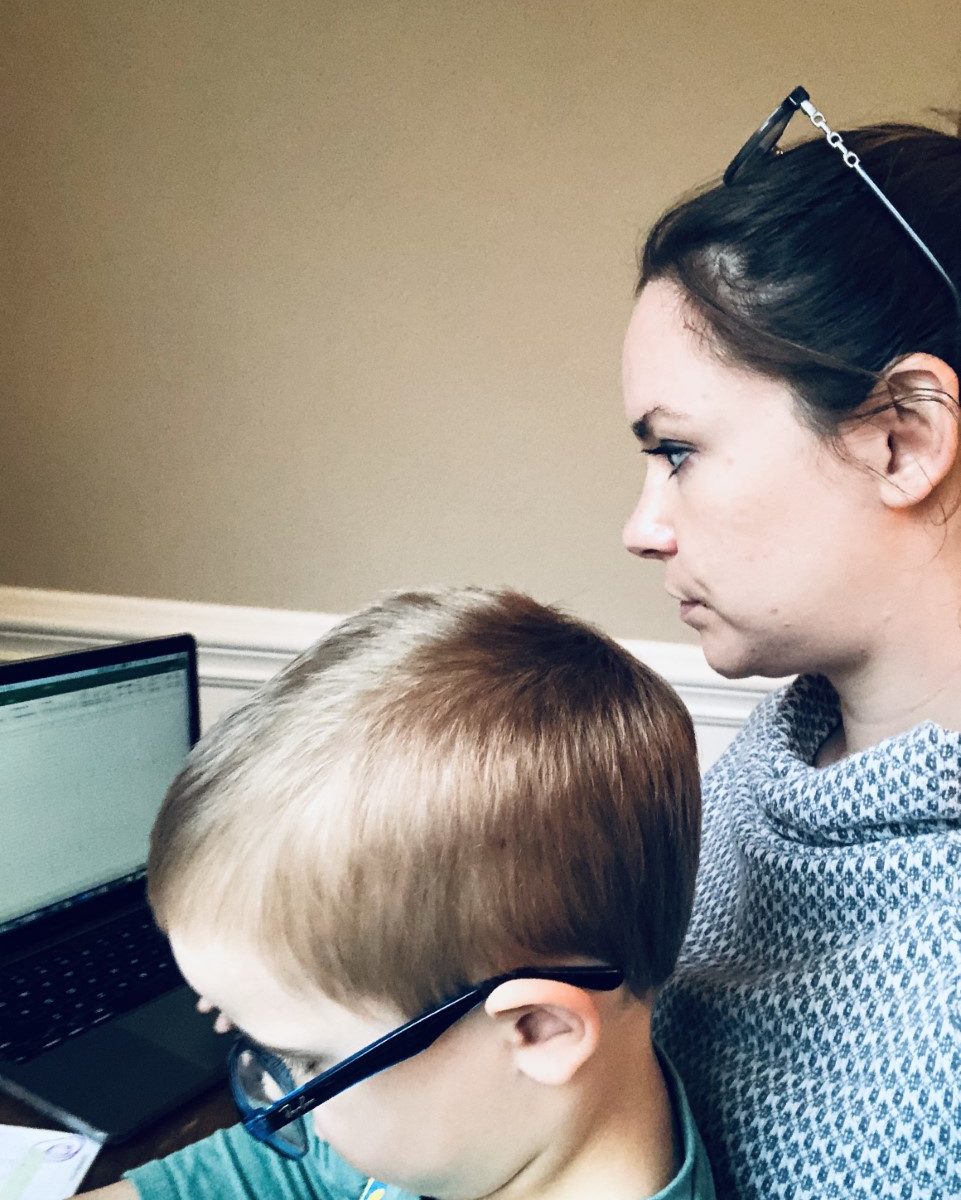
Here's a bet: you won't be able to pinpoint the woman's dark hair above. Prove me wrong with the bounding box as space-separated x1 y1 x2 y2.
638 116 961 433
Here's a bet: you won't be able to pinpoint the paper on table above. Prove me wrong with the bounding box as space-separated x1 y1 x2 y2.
0 1125 100 1200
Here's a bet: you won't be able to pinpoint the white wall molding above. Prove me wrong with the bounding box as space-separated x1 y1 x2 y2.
0 586 787 765
0 585 340 690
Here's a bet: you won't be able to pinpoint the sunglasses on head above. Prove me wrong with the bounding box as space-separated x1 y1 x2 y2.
725 85 961 326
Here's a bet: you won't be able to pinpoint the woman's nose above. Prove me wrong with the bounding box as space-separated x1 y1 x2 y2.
622 480 677 560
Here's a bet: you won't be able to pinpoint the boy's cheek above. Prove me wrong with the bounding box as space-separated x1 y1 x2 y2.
312 1121 407 1188
311 1094 430 1186
311 1093 389 1158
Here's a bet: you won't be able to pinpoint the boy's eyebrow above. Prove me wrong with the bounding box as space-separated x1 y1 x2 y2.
232 1025 312 1061
631 405 689 443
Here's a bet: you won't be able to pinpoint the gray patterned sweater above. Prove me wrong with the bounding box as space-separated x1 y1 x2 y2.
654 674 961 1200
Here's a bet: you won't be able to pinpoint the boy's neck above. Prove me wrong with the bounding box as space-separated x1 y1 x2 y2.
478 1029 677 1200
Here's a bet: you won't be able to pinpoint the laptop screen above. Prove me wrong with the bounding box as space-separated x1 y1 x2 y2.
0 645 195 931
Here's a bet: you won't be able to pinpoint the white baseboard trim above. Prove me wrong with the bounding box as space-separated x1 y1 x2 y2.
0 586 786 761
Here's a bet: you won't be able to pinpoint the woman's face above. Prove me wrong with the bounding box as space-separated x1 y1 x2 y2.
622 280 884 680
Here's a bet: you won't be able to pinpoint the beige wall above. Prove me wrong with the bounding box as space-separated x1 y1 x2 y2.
4 2 958 642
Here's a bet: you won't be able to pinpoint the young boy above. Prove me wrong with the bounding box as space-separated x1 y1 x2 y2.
91 587 713 1200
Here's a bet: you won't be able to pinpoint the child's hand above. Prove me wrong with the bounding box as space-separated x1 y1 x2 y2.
197 995 234 1034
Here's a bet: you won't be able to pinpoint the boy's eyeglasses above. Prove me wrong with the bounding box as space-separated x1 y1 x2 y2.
724 85 961 326
229 963 625 1159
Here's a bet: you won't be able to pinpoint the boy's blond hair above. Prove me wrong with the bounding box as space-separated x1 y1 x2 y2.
148 588 700 1015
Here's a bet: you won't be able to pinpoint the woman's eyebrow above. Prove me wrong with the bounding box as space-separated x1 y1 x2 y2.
631 405 689 443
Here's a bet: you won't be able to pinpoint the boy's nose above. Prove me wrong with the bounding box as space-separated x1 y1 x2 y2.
622 483 677 560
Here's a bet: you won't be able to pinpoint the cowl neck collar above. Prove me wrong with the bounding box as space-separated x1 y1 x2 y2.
745 674 961 845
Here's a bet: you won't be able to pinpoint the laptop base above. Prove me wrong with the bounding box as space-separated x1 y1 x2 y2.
0 985 228 1142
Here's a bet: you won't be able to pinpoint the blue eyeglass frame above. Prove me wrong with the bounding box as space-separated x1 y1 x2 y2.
724 85 961 327
229 963 625 1159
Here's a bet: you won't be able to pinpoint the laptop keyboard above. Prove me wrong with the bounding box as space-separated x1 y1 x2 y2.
0 910 182 1064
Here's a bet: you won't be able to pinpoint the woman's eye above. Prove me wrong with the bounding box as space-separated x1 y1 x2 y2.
642 442 692 476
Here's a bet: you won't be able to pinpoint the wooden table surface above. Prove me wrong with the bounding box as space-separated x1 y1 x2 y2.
0 1084 237 1193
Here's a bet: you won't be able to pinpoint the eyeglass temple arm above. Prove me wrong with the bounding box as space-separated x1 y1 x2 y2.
250 990 483 1134
798 99 961 324
252 965 624 1135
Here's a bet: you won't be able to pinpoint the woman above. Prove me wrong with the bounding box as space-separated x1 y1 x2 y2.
624 89 961 1198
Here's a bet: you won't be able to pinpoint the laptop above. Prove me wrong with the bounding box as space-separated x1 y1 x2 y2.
0 635 228 1141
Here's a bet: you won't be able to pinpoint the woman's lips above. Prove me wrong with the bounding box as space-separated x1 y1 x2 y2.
677 598 709 624
667 590 707 622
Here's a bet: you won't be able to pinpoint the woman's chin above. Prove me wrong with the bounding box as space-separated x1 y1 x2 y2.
698 629 786 681
711 657 802 688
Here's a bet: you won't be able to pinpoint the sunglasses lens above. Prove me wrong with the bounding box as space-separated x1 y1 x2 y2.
724 97 798 186
753 109 795 156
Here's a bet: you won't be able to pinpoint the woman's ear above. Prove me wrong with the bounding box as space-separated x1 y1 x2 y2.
843 353 960 509
484 979 601 1086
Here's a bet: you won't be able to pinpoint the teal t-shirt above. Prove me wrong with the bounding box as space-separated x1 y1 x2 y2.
127 1052 714 1200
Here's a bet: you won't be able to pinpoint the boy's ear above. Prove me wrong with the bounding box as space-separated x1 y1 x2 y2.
841 354 960 509
484 979 601 1086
